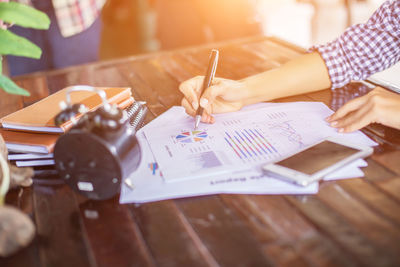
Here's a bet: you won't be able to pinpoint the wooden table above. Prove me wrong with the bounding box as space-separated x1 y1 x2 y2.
2 36 400 267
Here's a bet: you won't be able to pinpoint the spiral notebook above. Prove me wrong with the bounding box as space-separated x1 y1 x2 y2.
0 86 132 133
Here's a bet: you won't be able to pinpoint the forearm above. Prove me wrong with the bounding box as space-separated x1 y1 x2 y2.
241 52 331 105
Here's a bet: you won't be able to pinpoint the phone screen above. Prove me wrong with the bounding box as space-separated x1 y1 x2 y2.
276 141 359 175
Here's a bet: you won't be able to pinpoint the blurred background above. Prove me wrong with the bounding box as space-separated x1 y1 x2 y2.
100 0 385 60
6 0 387 75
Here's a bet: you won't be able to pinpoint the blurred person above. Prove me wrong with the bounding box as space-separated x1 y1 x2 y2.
7 0 105 76
179 0 400 133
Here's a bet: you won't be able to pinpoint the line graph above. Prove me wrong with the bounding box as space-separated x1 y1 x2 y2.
267 120 305 148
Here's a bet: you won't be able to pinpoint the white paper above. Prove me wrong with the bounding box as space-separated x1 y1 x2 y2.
8 153 54 160
15 159 55 167
120 131 318 204
142 102 376 183
120 102 376 204
324 159 367 181
354 158 368 167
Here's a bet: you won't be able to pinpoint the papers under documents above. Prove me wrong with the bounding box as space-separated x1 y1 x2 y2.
120 131 318 204
324 159 367 181
15 159 55 167
120 102 376 204
8 152 54 161
142 102 376 183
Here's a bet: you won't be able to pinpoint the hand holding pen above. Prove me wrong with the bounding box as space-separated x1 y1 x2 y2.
179 50 247 125
194 49 219 129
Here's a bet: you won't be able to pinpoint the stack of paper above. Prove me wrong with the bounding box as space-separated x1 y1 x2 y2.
1 129 58 167
120 102 377 204
1 86 134 167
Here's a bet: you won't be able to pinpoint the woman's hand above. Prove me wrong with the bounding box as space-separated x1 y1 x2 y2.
327 87 400 132
179 53 333 123
179 76 248 123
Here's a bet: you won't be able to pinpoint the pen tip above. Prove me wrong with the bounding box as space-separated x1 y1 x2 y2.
194 116 201 130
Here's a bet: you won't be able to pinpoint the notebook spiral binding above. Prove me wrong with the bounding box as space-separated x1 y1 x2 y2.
124 101 148 132
125 101 142 119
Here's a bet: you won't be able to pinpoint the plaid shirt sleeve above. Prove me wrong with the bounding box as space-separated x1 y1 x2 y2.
311 0 400 89
52 0 106 37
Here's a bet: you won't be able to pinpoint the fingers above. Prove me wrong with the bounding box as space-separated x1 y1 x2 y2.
181 98 196 117
326 93 369 122
327 87 390 132
332 102 375 132
182 96 215 123
201 111 215 124
181 76 226 116
199 82 225 114
179 76 205 111
180 76 239 123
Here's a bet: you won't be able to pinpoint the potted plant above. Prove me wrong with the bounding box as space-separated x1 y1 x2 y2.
0 0 50 95
0 1 50 257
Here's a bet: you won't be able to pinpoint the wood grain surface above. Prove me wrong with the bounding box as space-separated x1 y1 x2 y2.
1 36 400 267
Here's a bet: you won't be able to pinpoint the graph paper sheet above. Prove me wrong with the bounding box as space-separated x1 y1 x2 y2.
120 130 319 204
120 105 319 204
142 102 376 183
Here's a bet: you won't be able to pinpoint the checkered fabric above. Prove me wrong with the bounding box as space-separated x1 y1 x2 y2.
52 0 105 37
311 0 400 89
17 0 106 37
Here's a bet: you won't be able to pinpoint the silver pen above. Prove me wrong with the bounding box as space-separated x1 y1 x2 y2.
194 49 219 130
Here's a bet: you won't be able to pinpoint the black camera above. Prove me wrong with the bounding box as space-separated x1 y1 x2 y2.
53 86 145 200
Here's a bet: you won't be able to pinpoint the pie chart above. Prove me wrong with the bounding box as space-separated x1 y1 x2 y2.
175 131 208 143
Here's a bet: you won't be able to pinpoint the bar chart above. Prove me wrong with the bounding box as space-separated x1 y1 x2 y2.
223 127 280 163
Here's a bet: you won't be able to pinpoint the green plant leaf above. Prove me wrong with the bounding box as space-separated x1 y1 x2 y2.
0 74 30 96
0 29 41 58
0 2 50 29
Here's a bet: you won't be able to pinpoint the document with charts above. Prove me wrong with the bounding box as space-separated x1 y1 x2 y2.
142 102 376 182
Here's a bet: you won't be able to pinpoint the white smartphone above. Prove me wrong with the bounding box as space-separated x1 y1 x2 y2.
262 137 373 186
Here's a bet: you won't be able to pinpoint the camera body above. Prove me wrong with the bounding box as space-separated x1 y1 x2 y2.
53 86 141 200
